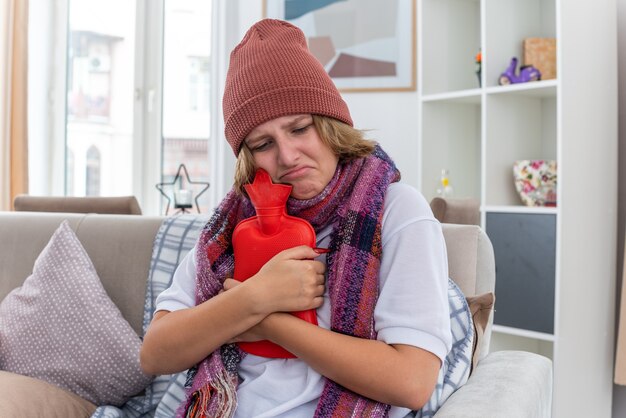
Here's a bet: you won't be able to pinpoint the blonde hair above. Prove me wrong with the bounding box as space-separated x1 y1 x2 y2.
233 115 376 194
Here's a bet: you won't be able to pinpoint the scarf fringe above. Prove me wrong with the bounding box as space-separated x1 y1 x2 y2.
185 369 238 418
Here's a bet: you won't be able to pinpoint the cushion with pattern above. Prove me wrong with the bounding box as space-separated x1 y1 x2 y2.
0 220 153 406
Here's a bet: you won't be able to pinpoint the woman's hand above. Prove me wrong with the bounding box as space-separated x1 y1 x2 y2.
238 245 326 316
223 245 325 342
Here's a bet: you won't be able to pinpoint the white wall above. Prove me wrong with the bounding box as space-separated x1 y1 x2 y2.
343 93 420 189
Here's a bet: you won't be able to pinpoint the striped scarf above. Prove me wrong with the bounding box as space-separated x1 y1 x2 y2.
179 145 400 418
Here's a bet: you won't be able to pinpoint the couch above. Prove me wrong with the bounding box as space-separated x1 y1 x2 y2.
12 195 143 214
429 197 481 226
0 211 553 417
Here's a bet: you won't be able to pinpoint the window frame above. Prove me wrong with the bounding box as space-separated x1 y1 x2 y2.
36 0 229 215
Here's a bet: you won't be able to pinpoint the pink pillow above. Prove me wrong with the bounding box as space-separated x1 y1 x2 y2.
0 221 153 406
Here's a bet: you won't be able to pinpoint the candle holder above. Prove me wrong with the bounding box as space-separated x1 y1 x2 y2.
156 164 210 215
174 189 193 210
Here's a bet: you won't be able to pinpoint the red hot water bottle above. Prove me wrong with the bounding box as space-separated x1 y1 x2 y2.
231 168 319 358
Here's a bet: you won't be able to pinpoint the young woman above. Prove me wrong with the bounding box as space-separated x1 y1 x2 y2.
141 19 451 418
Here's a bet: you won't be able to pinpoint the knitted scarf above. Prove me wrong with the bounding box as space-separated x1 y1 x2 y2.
178 145 400 418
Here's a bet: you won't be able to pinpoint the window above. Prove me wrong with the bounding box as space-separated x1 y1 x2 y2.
66 150 75 196
65 0 136 198
85 145 101 196
28 0 216 214
188 56 210 112
67 31 114 121
161 0 212 214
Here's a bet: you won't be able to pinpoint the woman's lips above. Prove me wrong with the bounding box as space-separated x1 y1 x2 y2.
280 166 311 181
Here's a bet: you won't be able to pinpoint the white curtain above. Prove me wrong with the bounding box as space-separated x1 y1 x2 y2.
0 0 28 211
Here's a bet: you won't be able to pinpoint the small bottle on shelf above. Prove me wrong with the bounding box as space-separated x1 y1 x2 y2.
436 169 454 198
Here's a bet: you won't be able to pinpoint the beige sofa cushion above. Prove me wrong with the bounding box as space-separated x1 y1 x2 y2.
430 197 480 226
0 371 96 418
0 212 163 335
13 195 142 215
442 224 496 362
0 221 152 406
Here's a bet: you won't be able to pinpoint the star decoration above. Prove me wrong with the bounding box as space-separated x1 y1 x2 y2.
155 163 210 215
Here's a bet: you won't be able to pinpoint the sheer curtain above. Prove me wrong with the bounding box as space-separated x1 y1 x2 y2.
0 0 28 210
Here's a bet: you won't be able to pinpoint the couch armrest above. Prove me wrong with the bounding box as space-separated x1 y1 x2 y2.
434 350 552 418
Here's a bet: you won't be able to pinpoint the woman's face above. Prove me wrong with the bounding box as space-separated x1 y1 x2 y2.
243 114 339 199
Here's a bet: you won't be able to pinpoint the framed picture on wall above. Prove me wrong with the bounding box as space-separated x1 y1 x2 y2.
263 0 416 92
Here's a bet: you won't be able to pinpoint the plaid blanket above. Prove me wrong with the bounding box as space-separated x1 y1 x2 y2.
91 214 208 418
91 214 472 418
416 279 473 418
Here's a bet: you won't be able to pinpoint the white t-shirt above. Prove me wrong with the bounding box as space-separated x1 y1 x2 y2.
155 183 452 418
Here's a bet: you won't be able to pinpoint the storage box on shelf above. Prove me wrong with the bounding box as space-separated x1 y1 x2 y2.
418 0 617 416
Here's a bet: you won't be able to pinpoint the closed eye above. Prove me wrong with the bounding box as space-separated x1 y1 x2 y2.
292 124 312 135
248 138 273 152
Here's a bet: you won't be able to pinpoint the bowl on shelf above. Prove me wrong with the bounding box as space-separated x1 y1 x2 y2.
512 160 557 207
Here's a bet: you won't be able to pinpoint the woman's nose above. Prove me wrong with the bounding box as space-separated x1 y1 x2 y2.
276 139 299 166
